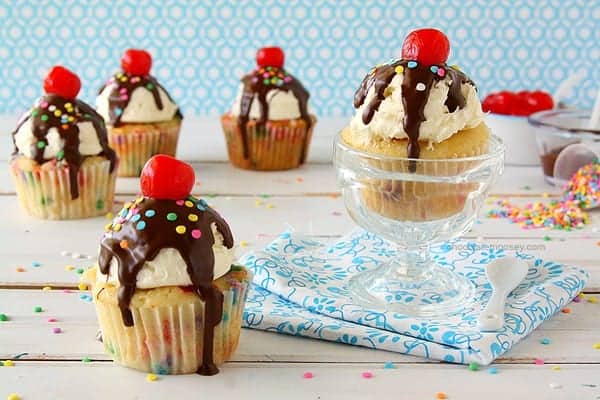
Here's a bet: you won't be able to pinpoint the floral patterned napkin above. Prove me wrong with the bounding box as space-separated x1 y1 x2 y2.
240 230 588 365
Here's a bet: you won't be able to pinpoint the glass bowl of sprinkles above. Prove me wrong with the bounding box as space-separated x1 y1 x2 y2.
334 133 505 317
529 109 600 186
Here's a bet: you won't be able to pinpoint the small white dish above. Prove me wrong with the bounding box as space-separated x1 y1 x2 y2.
485 113 539 166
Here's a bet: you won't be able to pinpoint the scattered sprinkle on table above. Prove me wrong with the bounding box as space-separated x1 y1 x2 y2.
47 318 57 323
562 307 571 314
78 283 87 291
468 362 479 371
146 373 158 382
82 357 91 363
487 199 588 230
522 185 531 190
60 250 71 257
64 265 75 271
588 296 598 304
573 296 582 303
3 360 14 367
551 366 561 371
52 327 62 334
383 361 395 369
32 261 41 267
33 306 43 313
239 240 249 247
543 235 551 241
534 358 544 365
296 177 304 183
16 267 25 272
593 343 600 350
0 313 8 321
7 394 20 400
105 212 114 220
266 203 275 209
540 338 551 345
549 383 562 390
42 286 52 291
435 392 448 399
76 268 85 274
331 211 342 216
488 367 498 374
302 371 314 379
361 371 373 379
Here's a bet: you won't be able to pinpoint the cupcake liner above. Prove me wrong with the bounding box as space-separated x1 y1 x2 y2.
92 266 251 374
108 118 181 177
10 156 117 220
221 114 316 171
360 141 487 222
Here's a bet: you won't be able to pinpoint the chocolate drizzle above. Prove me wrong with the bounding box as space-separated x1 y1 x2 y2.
353 60 473 171
11 95 117 199
98 196 234 376
98 72 182 127
237 66 312 161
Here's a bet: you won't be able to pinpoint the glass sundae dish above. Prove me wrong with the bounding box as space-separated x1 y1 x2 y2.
334 28 505 317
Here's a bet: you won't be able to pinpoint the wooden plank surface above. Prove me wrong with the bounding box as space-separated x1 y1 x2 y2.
0 194 598 289
0 289 597 363
1 361 599 400
1 122 599 399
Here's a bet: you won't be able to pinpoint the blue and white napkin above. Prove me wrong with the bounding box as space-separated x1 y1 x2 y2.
240 230 588 365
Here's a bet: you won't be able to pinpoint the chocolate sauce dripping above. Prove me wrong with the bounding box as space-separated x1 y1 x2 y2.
353 60 473 171
98 196 234 376
237 67 312 162
98 72 183 127
11 95 116 199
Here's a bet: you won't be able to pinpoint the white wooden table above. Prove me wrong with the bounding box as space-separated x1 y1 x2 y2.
1 122 599 399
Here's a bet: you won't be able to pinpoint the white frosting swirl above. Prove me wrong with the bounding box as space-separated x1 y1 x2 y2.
97 223 235 289
96 85 179 124
13 117 103 159
349 72 484 146
230 84 304 120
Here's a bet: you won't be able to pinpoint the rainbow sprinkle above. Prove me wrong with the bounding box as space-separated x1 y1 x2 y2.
488 161 598 230
563 161 600 209
487 199 588 230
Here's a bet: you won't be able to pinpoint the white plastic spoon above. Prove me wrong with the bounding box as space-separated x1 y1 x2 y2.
478 257 529 332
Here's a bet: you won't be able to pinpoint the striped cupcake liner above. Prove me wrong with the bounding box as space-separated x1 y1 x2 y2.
11 157 117 220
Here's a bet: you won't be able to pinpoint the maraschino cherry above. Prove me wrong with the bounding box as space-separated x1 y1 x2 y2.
121 49 152 76
43 66 81 100
256 47 285 68
140 155 196 200
482 90 554 116
401 28 450 66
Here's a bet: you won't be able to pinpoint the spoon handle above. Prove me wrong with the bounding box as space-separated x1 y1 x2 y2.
478 291 508 331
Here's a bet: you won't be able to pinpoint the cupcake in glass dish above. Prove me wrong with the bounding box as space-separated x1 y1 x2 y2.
97 49 183 177
221 46 316 170
340 28 491 221
83 155 251 375
10 66 118 219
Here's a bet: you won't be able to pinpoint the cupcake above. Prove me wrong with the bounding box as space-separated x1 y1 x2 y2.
97 49 183 177
221 46 316 170
340 29 489 221
84 155 251 375
10 66 118 219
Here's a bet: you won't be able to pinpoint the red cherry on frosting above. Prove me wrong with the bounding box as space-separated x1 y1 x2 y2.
140 155 195 200
121 49 152 76
401 28 450 66
43 66 81 100
256 47 285 68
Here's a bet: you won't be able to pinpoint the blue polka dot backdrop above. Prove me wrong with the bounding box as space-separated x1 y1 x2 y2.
0 0 598 116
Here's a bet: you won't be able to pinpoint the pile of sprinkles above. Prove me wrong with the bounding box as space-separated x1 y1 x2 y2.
487 161 599 230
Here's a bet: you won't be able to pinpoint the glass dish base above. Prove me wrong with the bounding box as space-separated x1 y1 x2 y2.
348 255 475 318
